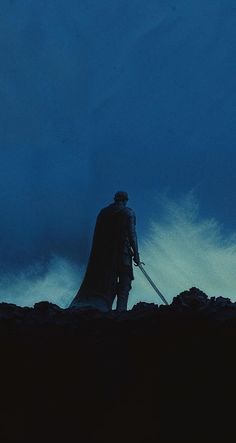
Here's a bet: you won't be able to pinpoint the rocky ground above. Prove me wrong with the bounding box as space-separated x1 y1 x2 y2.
1 287 236 442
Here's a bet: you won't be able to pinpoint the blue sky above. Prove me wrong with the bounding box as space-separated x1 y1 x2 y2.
0 1 236 305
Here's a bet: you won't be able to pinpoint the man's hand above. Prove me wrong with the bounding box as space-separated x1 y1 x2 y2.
133 253 141 266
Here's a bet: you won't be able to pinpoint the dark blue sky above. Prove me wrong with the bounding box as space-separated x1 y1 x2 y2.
0 0 236 281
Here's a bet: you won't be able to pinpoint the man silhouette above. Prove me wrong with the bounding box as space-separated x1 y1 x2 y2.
70 191 140 311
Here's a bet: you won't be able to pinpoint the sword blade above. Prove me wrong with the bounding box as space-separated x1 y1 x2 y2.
138 264 169 305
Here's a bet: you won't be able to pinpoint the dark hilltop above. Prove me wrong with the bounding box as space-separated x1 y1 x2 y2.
1 287 236 443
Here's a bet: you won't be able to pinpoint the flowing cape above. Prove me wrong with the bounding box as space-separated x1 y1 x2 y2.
70 204 131 309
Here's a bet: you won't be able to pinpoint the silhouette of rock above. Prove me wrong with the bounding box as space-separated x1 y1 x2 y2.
34 301 63 313
131 301 158 312
1 288 236 442
172 286 209 309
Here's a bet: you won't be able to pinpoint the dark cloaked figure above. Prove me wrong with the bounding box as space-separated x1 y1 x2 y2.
70 191 140 311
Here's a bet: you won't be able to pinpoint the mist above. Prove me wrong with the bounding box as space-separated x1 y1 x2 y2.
130 195 236 307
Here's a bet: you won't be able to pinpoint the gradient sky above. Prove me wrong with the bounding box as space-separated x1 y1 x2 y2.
0 1 236 305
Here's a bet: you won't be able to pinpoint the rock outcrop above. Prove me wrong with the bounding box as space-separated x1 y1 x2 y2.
1 288 236 443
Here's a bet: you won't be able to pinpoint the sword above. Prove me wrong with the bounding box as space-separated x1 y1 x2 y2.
135 262 169 305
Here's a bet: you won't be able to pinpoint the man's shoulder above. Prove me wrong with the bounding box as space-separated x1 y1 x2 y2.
98 204 116 217
122 207 135 217
97 206 109 218
98 204 135 218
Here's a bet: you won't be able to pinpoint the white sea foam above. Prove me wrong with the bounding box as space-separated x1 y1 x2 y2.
0 256 82 308
130 195 236 307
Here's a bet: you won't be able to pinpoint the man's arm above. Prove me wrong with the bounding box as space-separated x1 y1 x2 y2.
126 209 140 265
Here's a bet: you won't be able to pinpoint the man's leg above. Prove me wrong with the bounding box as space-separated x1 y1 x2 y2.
116 269 132 312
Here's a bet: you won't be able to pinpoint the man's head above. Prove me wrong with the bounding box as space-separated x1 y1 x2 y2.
114 191 129 204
